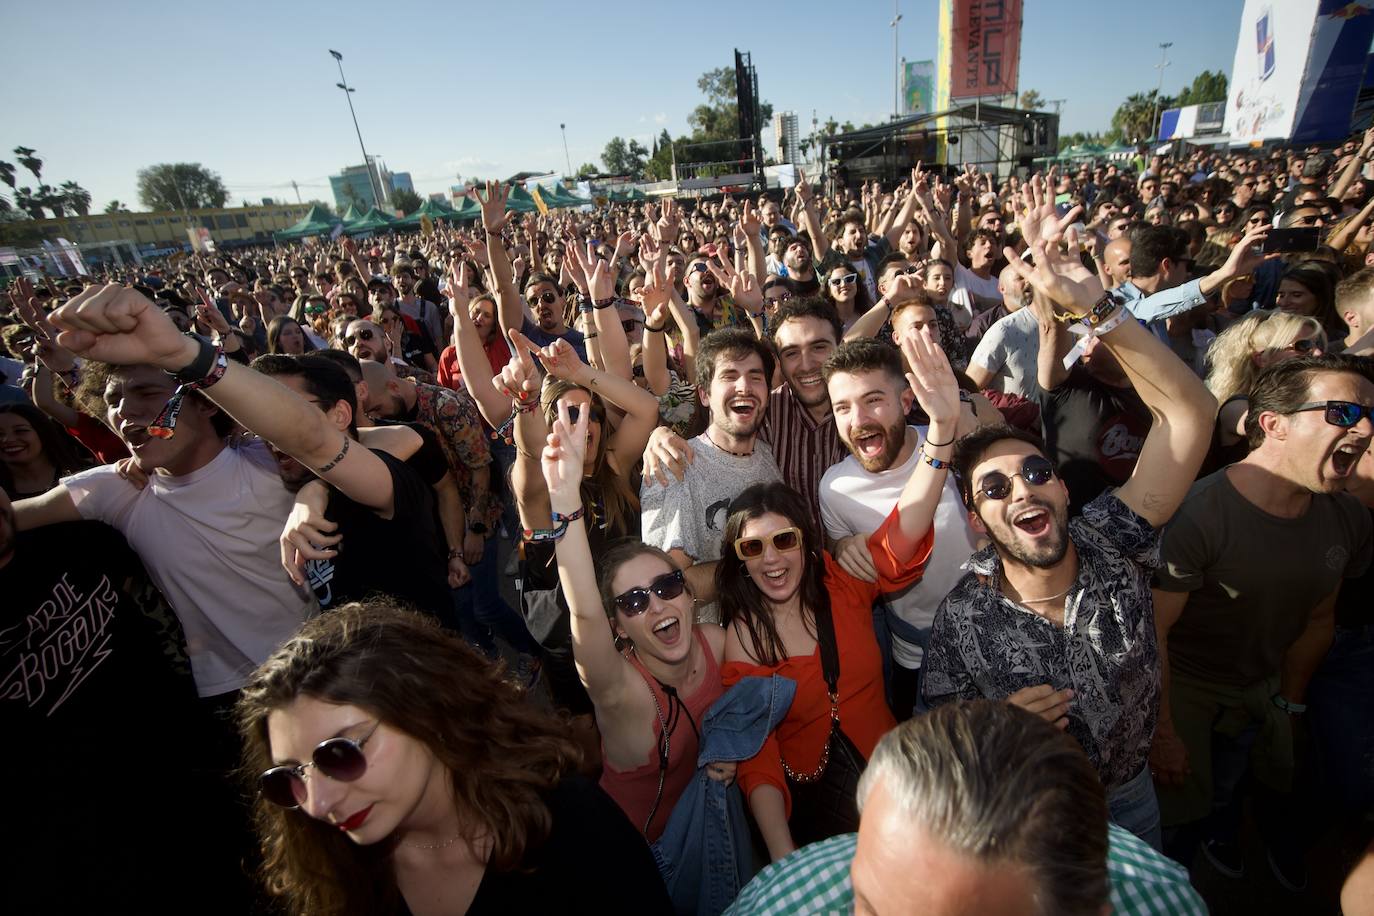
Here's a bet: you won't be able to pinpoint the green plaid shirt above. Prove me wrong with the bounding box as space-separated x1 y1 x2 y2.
724 824 1205 915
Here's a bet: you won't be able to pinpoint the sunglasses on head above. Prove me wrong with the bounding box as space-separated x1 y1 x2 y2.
612 569 686 616
972 455 1057 502
733 526 802 561
343 328 375 347
528 290 559 306
1292 400 1374 428
259 721 381 809
829 274 858 288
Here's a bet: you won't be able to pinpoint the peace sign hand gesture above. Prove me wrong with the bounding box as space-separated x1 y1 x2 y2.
541 398 589 517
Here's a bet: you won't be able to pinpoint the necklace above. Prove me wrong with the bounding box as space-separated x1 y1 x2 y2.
706 429 753 458
401 833 463 850
1019 585 1071 604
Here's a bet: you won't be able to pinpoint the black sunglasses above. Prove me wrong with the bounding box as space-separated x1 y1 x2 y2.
973 455 1057 502
260 722 381 809
343 328 375 346
1288 336 1323 354
612 569 686 617
1292 400 1374 428
528 291 559 306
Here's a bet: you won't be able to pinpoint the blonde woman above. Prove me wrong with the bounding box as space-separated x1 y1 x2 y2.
1203 309 1327 465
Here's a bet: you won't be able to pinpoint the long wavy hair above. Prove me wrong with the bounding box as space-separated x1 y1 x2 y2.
541 378 639 537
716 482 830 667
235 601 581 916
1204 309 1326 402
267 315 316 355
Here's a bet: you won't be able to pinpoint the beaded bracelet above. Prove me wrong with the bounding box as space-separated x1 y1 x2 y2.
523 506 585 543
918 448 951 470
491 396 539 445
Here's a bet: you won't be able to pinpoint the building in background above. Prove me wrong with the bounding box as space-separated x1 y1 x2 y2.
390 172 415 196
330 157 394 211
772 111 800 164
23 203 314 253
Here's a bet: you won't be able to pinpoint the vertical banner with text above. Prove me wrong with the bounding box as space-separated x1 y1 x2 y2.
903 60 935 116
947 0 1023 101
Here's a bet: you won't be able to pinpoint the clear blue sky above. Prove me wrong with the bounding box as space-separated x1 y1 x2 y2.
0 0 1244 210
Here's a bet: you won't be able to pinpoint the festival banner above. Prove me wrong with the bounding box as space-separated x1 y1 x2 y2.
947 0 1022 101
903 60 935 116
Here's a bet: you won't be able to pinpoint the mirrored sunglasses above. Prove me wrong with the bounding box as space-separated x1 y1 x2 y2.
973 455 1057 502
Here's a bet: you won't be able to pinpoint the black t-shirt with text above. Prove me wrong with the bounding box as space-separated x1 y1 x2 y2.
1035 366 1152 514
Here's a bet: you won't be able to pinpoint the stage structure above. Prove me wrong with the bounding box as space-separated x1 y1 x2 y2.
822 102 1057 188
672 49 766 193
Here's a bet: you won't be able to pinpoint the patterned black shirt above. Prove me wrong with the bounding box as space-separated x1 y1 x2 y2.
922 491 1161 791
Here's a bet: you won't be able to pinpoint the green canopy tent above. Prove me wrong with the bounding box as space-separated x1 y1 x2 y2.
504 184 539 214
340 203 363 223
447 196 482 221
274 204 340 241
608 187 648 202
393 197 457 228
546 182 590 208
342 206 396 236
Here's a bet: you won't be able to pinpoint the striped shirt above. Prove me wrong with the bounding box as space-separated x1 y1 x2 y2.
759 383 846 532
724 825 1205 916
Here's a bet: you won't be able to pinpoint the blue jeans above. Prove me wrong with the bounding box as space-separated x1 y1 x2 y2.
454 535 541 659
1108 764 1163 851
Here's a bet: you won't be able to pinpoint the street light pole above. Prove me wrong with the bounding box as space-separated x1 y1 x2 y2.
560 123 573 179
1151 42 1173 144
329 49 384 208
891 2 903 121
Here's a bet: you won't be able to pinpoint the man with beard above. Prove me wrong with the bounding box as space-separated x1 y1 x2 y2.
343 315 435 383
473 180 588 360
1150 355 1373 885
797 177 889 302
684 252 752 336
922 235 1218 849
640 329 781 619
770 236 821 298
391 263 445 350
819 338 981 718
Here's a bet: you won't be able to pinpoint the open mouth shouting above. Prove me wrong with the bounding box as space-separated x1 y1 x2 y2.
1330 439 1369 477
850 425 890 464
120 423 153 449
727 397 758 424
651 615 682 647
1010 505 1053 538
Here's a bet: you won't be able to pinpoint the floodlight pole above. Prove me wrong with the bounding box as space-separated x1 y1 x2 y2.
891 2 903 120
560 123 573 179
329 49 384 208
1151 42 1173 144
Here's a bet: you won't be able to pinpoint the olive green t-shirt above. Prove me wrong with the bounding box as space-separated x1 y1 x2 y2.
1155 469 1371 686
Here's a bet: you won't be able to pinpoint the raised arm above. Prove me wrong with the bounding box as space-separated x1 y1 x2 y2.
446 262 508 427
1328 127 1374 202
1005 186 1217 528
469 182 520 336
639 260 672 397
51 285 400 516
884 181 920 250
1033 291 1072 391
1328 195 1374 254
574 240 633 381
795 176 830 261
542 400 636 705
739 200 767 287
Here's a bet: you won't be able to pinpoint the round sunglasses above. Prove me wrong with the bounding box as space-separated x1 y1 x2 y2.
1292 400 1374 428
972 455 1057 503
612 569 686 617
734 526 802 561
260 721 381 809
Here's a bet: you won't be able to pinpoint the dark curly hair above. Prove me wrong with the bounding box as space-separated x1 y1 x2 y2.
235 601 582 916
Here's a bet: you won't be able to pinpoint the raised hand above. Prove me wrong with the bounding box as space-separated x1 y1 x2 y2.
707 250 764 316
48 284 197 371
448 262 471 319
739 199 762 237
541 397 590 516
574 241 614 301
900 324 961 431
468 180 511 233
494 329 542 403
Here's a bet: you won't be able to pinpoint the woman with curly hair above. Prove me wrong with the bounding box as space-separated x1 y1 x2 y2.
237 601 669 916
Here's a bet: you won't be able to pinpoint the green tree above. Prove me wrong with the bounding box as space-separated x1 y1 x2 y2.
1019 89 1046 111
390 187 423 213
13 186 45 219
0 208 46 246
136 162 229 211
104 200 131 214
37 184 66 218
646 130 678 180
603 137 644 175
60 181 91 217
687 66 774 144
576 162 599 179
0 161 15 191
13 147 42 182
1176 70 1229 106
1112 91 1172 144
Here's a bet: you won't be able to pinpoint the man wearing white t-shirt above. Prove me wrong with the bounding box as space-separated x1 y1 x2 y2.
966 266 1045 399
15 361 317 700
820 337 980 718
948 229 1004 329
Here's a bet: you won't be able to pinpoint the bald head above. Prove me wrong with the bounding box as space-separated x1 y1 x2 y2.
997 263 1030 311
357 359 408 420
1103 237 1132 288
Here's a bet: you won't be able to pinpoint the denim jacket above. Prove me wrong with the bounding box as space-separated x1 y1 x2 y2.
651 675 797 916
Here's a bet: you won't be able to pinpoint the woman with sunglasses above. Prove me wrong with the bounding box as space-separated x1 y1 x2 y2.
1204 309 1327 468
539 400 731 841
237 600 670 915
720 328 961 861
822 263 873 330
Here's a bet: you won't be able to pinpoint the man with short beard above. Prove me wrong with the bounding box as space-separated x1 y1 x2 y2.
640 329 782 618
922 244 1218 850
391 264 445 349
819 338 981 718
343 316 434 384
771 237 821 297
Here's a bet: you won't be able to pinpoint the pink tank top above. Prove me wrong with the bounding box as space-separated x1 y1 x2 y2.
598 628 724 841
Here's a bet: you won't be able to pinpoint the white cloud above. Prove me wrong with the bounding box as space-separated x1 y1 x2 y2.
653 112 668 125
442 156 500 173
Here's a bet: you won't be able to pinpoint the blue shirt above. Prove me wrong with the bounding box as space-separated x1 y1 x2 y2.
1117 279 1208 344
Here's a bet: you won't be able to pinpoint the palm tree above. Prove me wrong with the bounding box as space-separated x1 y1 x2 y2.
1111 92 1166 145
14 186 45 219
0 161 15 190
60 181 91 216
105 200 130 214
37 184 66 218
13 147 42 182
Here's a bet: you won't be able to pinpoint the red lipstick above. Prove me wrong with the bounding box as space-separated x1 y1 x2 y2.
337 804 373 831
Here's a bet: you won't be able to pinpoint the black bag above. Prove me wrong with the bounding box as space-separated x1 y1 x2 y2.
783 602 865 847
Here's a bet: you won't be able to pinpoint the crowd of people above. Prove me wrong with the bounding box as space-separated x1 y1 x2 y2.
4 133 1374 915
